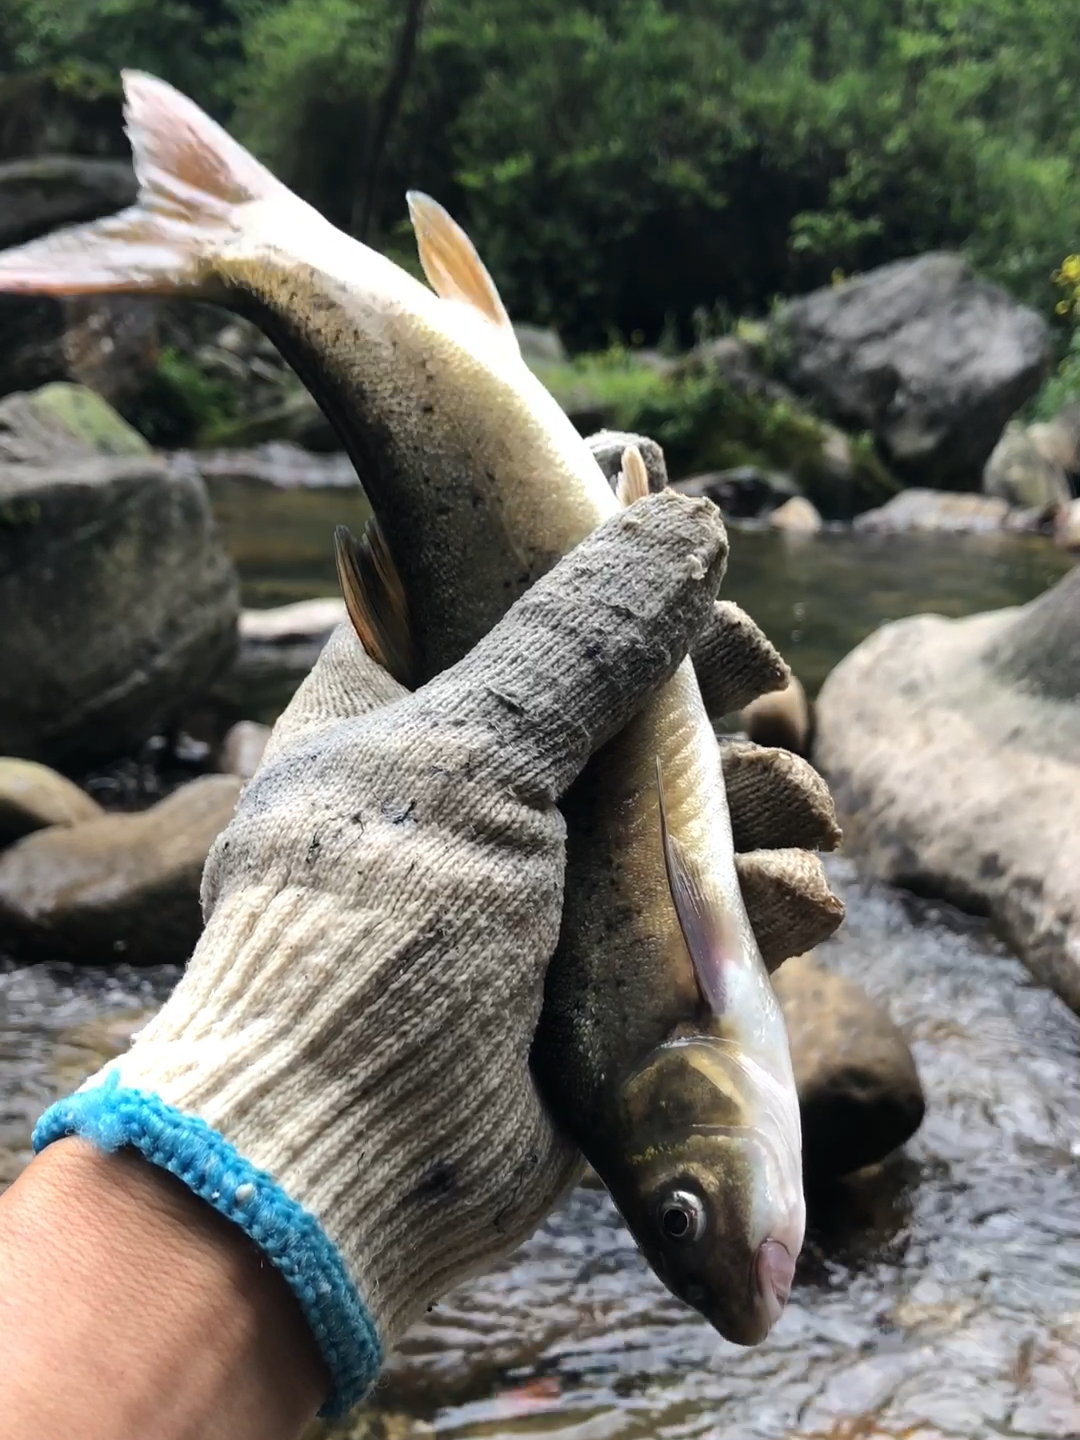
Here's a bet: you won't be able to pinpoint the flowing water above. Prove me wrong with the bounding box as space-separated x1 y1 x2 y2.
1 477 1077 1437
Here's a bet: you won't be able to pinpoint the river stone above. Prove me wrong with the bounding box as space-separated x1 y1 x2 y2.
0 774 242 965
218 720 271 780
982 420 1072 510
0 758 102 848
814 566 1080 1011
774 953 925 1179
1055 498 1080 553
673 466 799 518
769 495 822 533
854 488 1015 534
513 323 567 366
770 253 1051 487
0 386 239 765
740 675 811 757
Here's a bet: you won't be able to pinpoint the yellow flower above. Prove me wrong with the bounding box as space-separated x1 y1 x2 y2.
1056 298 1072 315
1061 254 1080 283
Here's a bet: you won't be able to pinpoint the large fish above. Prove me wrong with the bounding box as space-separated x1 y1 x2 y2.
0 72 805 1342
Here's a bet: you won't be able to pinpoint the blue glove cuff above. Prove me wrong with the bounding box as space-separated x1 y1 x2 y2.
33 1072 381 1418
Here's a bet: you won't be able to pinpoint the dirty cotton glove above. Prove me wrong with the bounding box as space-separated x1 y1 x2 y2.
588 430 846 966
32 491 727 1419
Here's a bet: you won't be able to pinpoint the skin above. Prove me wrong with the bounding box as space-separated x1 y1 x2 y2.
0 1140 326 1440
0 72 804 1341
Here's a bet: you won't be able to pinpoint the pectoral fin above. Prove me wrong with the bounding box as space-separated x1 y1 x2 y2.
406 191 520 356
334 520 415 688
615 445 650 507
656 758 734 1016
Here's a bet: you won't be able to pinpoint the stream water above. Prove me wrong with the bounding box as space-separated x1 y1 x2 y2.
0 480 1077 1438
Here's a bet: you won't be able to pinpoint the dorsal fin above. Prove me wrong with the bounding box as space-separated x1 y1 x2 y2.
334 521 415 688
656 757 737 1016
405 190 519 353
615 445 650 508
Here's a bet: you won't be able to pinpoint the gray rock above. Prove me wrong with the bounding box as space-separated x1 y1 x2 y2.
209 599 348 718
173 443 360 491
218 720 272 780
0 774 242 965
0 156 137 250
770 253 1051 487
513 323 567 366
814 566 1080 1012
854 488 1015 534
739 675 812 757
774 952 925 1180
0 385 239 765
1028 402 1080 476
673 466 799 518
768 495 822 534
0 758 102 848
982 421 1071 510
1055 498 1080 553
674 334 792 403
584 430 669 493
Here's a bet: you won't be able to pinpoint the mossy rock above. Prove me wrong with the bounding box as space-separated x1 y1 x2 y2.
533 349 898 520
28 383 151 457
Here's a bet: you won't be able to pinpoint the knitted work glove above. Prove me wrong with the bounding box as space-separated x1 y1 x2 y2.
32 492 731 1418
586 430 844 968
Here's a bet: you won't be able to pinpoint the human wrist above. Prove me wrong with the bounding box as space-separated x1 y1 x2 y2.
0 1138 327 1440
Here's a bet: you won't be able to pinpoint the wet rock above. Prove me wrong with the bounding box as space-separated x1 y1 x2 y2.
774 953 925 1180
1055 497 1080 553
673 465 799 518
770 253 1051 487
52 1010 153 1095
769 495 823 534
982 420 1072 510
740 675 812 757
854 488 1016 534
0 385 239 765
0 758 102 848
814 566 1080 1011
0 155 137 250
0 774 242 965
218 720 271 780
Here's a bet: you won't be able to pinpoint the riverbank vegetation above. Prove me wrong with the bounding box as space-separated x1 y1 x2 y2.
4 0 1080 353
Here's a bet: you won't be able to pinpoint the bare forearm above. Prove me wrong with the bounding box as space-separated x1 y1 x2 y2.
0 1139 327 1440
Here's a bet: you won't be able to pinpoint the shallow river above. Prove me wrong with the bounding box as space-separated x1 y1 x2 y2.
1 486 1077 1438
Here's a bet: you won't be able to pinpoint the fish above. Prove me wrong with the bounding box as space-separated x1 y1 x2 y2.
0 71 805 1343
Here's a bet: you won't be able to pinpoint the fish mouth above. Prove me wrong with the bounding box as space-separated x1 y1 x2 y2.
755 1237 795 1327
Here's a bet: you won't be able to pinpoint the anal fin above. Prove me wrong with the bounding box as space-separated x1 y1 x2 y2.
334 520 415 688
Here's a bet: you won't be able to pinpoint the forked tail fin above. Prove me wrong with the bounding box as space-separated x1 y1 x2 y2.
0 70 283 297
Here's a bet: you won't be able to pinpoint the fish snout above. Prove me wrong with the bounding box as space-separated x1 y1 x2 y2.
755 1238 796 1326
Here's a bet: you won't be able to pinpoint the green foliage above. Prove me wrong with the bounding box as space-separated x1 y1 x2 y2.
3 0 1080 343
537 347 896 516
125 347 239 449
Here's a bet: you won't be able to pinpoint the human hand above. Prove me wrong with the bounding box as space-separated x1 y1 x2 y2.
33 491 733 1417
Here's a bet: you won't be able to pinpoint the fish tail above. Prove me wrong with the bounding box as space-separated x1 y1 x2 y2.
0 70 282 298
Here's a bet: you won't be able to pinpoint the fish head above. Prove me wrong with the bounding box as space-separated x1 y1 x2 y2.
613 1036 805 1345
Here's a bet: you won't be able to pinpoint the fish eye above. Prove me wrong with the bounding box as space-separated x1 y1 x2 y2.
657 1188 707 1244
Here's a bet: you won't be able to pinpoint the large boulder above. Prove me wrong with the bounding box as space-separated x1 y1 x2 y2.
770 254 1051 488
0 385 239 765
814 566 1080 1012
773 952 925 1180
853 488 1018 534
0 774 242 965
0 156 136 250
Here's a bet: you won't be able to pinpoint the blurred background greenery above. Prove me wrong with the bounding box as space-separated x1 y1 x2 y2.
3 0 1080 355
